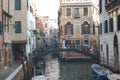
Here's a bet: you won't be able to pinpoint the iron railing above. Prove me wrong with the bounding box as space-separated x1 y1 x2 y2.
44 43 100 61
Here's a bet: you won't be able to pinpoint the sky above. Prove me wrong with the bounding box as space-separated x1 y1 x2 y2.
35 0 60 19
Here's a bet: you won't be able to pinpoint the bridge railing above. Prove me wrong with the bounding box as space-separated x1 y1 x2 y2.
44 43 100 61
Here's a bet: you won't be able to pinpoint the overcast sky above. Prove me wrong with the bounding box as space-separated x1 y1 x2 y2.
35 0 60 19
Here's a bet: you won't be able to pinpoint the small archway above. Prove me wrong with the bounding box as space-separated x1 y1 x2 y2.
113 34 119 71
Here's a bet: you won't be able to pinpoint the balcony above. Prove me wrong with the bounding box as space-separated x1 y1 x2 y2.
74 15 80 18
105 0 120 11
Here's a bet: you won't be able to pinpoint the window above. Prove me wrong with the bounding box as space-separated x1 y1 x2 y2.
82 21 90 34
93 23 95 34
65 22 73 35
66 40 71 46
76 40 80 45
66 8 71 16
74 8 80 18
15 21 21 33
99 0 102 13
27 0 29 9
101 44 103 51
104 20 108 33
30 5 33 13
109 18 113 32
83 8 88 16
0 21 2 34
99 23 102 34
106 44 109 64
105 0 107 4
117 15 120 30
15 0 21 10
84 40 89 45
45 23 47 28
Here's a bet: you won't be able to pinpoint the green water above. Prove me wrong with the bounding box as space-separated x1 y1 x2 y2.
60 61 98 80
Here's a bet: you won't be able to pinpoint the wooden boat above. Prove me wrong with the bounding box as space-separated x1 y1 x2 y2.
107 73 120 80
91 64 113 80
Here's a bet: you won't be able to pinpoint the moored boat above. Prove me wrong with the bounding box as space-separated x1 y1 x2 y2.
91 64 113 80
107 73 120 80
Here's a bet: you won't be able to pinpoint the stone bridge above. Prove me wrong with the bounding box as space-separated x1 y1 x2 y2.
44 45 100 62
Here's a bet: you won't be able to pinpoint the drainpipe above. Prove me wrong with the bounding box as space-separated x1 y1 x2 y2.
1 0 5 67
7 0 9 16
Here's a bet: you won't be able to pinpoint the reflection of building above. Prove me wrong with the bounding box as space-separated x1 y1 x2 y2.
99 0 120 72
58 0 99 53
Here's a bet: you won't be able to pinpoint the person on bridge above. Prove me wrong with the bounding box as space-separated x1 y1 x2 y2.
62 39 67 49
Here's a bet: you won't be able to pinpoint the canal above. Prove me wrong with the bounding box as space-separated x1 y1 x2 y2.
59 60 98 80
44 51 99 80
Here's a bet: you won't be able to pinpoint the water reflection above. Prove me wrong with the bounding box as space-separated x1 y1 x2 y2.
60 61 98 80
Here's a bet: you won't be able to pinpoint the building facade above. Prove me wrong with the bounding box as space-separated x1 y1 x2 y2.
58 0 99 54
0 0 3 70
35 16 58 54
0 0 13 70
0 0 36 73
36 16 45 51
99 0 120 72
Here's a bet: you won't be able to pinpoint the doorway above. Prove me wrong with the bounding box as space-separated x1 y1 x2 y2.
113 34 119 71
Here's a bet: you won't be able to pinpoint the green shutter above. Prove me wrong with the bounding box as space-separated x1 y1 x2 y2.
15 21 21 33
15 0 21 10
117 15 120 30
0 22 2 34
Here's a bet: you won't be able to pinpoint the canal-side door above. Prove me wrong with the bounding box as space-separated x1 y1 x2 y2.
113 34 119 71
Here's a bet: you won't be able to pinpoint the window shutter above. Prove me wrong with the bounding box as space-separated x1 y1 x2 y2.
88 24 90 34
82 24 84 34
0 22 3 34
65 25 67 35
15 21 21 33
109 18 113 32
15 0 21 10
71 25 73 35
117 15 120 30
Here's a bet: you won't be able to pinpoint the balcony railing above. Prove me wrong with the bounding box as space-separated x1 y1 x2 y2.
74 15 80 18
42 43 100 61
105 0 120 11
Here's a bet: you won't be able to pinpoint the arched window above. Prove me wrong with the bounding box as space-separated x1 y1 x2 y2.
65 22 73 35
82 21 90 34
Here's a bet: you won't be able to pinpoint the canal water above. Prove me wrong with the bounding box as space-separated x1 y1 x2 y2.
59 60 98 80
